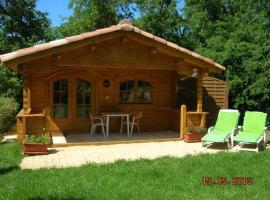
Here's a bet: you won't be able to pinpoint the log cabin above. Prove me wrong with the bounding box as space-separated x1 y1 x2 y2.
0 19 227 144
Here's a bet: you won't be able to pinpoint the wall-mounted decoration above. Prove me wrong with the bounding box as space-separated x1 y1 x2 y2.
103 79 110 88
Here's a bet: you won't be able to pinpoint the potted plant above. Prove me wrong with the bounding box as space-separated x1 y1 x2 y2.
183 124 207 143
23 128 50 155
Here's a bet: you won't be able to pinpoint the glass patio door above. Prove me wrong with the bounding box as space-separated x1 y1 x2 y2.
51 74 93 133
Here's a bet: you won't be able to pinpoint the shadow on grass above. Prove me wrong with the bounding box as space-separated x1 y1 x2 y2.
0 166 20 175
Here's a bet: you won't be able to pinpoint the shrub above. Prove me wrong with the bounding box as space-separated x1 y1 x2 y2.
0 97 19 134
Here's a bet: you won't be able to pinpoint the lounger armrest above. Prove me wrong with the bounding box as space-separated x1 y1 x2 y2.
232 128 239 135
207 126 215 133
263 127 270 146
237 126 243 131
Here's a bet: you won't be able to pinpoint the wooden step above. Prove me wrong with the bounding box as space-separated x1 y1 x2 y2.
51 132 67 144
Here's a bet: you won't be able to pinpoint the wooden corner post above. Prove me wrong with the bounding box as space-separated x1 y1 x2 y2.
197 74 203 112
180 105 187 139
22 66 31 114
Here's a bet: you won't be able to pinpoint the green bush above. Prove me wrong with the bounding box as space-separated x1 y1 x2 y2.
0 97 19 134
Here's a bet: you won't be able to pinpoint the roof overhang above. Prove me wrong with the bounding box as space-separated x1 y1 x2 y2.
0 19 225 73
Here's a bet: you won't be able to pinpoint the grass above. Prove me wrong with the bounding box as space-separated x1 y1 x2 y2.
0 141 22 172
0 142 270 200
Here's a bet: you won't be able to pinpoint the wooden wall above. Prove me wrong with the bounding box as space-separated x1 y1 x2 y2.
22 67 179 135
202 77 228 126
176 76 228 127
16 35 225 139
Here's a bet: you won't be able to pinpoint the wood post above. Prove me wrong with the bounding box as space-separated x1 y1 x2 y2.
180 105 187 139
197 74 203 112
200 113 207 128
44 107 51 135
23 78 31 114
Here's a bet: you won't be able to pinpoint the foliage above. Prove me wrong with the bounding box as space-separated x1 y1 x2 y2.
133 0 189 46
1 142 270 199
0 0 53 106
0 0 52 53
24 129 49 143
185 124 207 134
184 0 270 115
0 65 22 100
0 97 19 134
60 0 132 36
60 0 188 45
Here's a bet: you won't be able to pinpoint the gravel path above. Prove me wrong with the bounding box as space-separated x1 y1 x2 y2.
20 141 227 169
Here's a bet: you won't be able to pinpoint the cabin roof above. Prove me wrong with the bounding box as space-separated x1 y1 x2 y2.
0 19 225 71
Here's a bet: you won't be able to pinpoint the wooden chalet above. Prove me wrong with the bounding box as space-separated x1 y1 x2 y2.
0 19 227 145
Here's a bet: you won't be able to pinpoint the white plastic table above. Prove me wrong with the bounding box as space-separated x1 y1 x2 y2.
102 112 130 137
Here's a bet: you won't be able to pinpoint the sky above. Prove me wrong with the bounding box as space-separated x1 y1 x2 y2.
37 0 72 26
37 0 185 27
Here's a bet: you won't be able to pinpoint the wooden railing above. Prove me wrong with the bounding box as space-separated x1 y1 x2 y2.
179 105 208 139
16 109 46 143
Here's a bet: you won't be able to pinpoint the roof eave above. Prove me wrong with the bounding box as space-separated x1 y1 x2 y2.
0 21 225 73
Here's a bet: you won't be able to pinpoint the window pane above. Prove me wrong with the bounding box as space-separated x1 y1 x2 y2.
137 81 152 103
53 92 60 104
61 92 68 104
77 105 90 118
76 79 91 118
61 79 68 91
119 80 135 103
77 93 83 104
138 80 144 88
83 94 91 104
120 82 127 90
54 105 68 118
53 79 68 118
127 80 134 90
120 91 134 103
54 81 61 90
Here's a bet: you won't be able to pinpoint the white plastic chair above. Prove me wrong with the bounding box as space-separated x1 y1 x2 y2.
120 112 143 136
89 113 106 137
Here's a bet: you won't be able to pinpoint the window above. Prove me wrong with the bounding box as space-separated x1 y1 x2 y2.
120 80 135 103
76 79 91 118
53 79 68 118
119 80 152 103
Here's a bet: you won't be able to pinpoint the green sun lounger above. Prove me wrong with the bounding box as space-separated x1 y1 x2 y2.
233 111 269 152
202 109 240 148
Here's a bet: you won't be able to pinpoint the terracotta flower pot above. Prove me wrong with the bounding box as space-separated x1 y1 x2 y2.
183 132 206 143
23 143 48 155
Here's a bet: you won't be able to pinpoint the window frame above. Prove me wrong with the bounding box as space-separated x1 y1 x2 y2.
119 79 153 104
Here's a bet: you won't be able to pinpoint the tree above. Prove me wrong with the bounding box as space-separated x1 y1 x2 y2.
60 0 188 46
184 0 270 115
133 0 186 46
0 0 52 53
60 0 133 36
0 0 52 102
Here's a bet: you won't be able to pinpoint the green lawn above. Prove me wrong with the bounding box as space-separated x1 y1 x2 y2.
0 142 270 200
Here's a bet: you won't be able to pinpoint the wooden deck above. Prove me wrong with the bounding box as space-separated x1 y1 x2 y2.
52 131 180 147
